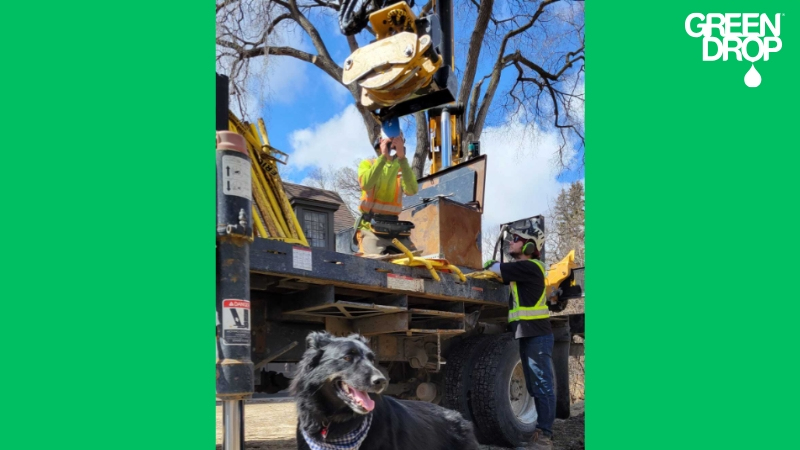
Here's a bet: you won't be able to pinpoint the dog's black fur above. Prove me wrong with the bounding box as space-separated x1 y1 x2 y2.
291 331 480 450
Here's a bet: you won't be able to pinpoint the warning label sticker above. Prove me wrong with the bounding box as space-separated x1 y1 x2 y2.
387 274 424 292
222 299 250 346
293 246 312 271
221 155 252 201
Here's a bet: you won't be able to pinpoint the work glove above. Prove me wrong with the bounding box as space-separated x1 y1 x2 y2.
483 260 497 270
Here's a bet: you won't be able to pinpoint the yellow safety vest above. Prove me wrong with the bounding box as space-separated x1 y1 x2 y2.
359 178 403 215
358 156 417 217
508 259 549 322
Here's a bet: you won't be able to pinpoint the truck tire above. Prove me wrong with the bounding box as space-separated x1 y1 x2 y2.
552 321 572 419
442 334 496 442
469 333 538 447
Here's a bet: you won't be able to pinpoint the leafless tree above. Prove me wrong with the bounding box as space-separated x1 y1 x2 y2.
306 160 362 219
456 0 585 170
481 218 503 262
217 0 584 178
545 181 584 267
216 0 277 118
306 166 335 191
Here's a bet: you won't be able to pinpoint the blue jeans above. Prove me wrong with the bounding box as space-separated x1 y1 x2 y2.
519 333 556 438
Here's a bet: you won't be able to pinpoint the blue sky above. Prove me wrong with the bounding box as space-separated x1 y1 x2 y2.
231 1 584 225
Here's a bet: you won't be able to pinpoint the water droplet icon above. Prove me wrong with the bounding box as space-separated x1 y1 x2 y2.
744 64 761 88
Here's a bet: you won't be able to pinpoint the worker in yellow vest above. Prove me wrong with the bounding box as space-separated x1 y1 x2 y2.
483 219 555 450
353 129 419 256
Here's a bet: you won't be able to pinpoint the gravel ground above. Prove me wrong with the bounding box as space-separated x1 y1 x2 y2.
215 400 584 449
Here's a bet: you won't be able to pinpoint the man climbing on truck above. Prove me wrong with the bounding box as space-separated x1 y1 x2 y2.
483 219 556 450
353 119 419 256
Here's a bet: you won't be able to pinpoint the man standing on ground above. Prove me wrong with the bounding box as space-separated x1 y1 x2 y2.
484 219 555 450
354 125 418 256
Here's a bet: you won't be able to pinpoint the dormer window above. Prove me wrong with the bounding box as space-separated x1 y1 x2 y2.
302 209 330 249
283 182 355 253
291 198 337 251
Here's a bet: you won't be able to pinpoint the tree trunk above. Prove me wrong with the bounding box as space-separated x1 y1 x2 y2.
470 56 507 145
411 111 429 179
457 0 494 109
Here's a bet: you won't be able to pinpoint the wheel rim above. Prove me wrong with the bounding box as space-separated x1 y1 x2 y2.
509 360 538 424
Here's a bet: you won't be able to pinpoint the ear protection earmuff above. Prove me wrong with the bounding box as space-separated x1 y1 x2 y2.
522 241 536 256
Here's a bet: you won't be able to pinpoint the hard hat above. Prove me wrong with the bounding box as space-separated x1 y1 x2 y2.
380 117 402 139
507 218 544 253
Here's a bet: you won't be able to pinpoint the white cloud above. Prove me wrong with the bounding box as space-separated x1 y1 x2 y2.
283 105 581 234
287 104 375 174
480 119 578 228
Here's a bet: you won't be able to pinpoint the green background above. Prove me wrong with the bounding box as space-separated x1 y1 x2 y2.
589 0 799 448
2 1 797 449
2 2 214 449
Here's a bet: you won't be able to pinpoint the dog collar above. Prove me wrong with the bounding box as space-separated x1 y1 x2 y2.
301 413 373 450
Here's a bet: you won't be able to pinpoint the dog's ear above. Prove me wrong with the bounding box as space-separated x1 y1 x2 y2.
306 331 334 350
346 333 370 346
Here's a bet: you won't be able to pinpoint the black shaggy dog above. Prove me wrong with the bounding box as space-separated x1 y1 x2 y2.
291 331 480 450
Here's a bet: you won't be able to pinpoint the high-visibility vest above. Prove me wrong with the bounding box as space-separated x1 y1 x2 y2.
508 259 549 322
358 158 404 216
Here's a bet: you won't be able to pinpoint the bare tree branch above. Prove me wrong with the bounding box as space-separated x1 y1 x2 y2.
306 164 362 219
346 35 359 53
218 0 584 171
468 74 490 130
469 0 559 140
420 1 434 16
457 0 494 110
471 55 513 140
218 39 314 64
511 46 584 81
217 0 241 14
288 0 335 65
267 13 293 35
311 0 339 10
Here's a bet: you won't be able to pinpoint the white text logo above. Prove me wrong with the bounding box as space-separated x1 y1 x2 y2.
685 13 782 87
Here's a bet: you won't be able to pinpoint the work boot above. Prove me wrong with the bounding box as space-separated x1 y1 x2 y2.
529 429 553 450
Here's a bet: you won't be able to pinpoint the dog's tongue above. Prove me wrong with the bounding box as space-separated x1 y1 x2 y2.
350 387 375 411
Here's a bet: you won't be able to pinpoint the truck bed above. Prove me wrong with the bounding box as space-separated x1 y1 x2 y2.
246 239 583 364
249 239 509 305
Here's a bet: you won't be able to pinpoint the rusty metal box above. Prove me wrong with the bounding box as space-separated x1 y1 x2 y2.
399 197 482 270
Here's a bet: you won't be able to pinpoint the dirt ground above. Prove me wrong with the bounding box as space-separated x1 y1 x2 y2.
215 400 584 450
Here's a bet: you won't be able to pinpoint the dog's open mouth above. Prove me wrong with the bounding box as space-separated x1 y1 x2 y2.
336 380 375 413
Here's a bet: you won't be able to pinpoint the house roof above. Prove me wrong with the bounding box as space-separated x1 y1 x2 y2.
283 182 356 233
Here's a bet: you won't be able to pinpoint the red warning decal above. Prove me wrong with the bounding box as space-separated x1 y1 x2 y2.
221 299 250 346
224 300 250 308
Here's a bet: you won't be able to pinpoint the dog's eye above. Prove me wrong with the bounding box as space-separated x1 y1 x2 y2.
343 355 353 362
